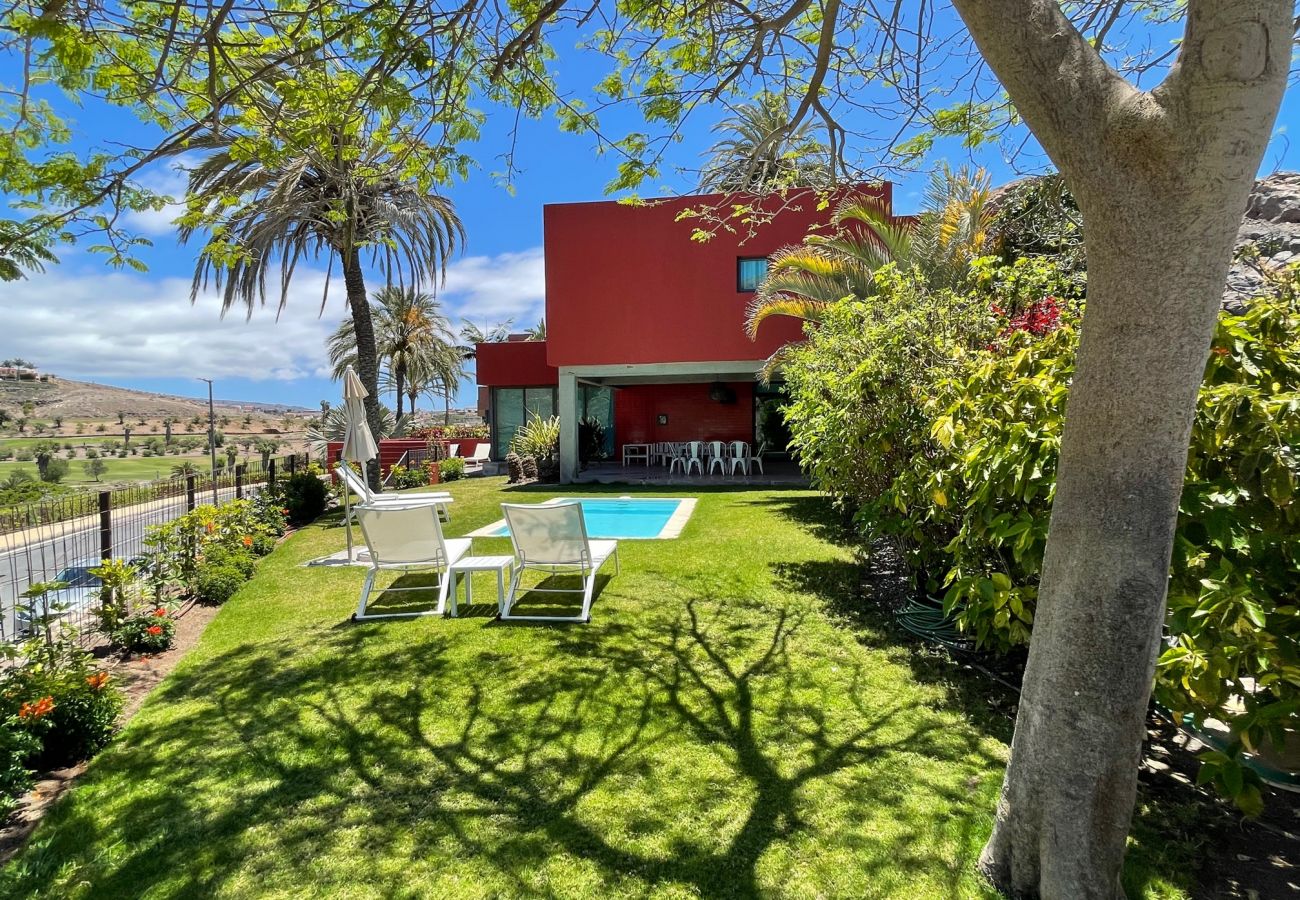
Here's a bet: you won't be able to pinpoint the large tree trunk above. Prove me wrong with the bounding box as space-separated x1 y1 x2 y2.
946 1 1292 896
341 246 382 488
394 362 406 424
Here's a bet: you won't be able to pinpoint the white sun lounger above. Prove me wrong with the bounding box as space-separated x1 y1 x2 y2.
463 444 491 474
336 462 453 522
352 503 470 620
500 501 618 623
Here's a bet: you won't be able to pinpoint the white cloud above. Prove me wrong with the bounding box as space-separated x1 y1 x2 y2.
440 246 545 329
1 266 343 381
122 155 199 237
0 246 548 383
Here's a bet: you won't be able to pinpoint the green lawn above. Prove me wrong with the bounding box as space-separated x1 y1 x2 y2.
0 456 197 486
1 479 1194 898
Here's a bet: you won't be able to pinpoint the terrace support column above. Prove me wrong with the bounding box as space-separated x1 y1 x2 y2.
558 369 578 485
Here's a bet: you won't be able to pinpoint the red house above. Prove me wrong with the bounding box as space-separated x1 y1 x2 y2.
475 184 895 483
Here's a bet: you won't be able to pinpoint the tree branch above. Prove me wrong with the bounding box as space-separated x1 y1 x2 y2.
947 0 1132 172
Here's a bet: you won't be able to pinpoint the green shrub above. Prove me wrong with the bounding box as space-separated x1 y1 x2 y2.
40 458 68 484
194 564 245 604
87 558 141 635
879 280 1299 813
0 718 39 813
281 471 328 525
203 545 256 579
250 533 277 556
0 644 122 769
387 463 427 489
781 264 999 514
250 491 288 536
439 457 465 481
112 608 177 654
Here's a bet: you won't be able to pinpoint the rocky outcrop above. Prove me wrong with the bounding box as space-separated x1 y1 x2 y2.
1224 172 1300 311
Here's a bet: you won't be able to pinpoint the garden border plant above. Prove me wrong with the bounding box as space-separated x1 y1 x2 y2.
783 254 1299 814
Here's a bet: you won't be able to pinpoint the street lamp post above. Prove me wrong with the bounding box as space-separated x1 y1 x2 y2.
197 378 219 505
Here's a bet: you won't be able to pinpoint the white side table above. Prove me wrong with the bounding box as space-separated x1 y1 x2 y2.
622 443 651 466
448 555 516 617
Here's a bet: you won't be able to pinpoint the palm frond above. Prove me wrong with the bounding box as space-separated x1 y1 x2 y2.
745 294 835 340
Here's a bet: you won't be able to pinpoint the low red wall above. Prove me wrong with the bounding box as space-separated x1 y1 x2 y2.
613 382 754 447
325 439 489 477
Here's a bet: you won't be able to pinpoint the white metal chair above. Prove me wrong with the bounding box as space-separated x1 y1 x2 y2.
750 441 766 475
463 444 491 473
352 503 470 620
500 501 619 623
336 463 452 523
707 440 727 475
684 441 704 476
728 441 751 475
667 443 687 476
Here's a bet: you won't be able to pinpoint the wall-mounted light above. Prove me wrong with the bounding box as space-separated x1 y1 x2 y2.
657 414 668 426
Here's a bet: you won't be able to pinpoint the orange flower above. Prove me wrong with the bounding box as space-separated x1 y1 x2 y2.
205 523 216 533
19 696 54 719
147 625 163 636
86 672 111 691
1211 346 1230 357
153 608 169 618
241 535 254 547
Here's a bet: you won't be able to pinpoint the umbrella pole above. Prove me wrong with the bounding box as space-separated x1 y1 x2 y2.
343 477 354 562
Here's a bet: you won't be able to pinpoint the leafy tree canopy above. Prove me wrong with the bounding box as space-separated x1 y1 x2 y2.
0 0 1223 273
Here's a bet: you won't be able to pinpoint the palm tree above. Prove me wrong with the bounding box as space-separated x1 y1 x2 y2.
745 165 994 378
699 94 831 193
178 92 464 447
524 319 546 341
424 342 468 425
306 405 399 459
457 318 513 360
328 286 456 423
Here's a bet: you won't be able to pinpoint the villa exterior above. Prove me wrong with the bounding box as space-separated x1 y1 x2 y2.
475 184 896 483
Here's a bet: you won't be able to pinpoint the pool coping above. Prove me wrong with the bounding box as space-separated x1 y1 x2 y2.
467 497 698 540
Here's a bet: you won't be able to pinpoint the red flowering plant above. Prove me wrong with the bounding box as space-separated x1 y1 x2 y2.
0 636 123 769
973 255 1084 350
987 295 1064 349
111 606 177 654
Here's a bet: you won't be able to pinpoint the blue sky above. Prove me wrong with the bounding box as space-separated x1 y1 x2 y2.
4 14 1299 411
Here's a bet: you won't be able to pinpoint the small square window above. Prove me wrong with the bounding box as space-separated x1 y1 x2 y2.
737 257 768 292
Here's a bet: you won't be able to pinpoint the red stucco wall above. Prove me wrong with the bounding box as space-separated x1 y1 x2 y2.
475 340 557 386
613 382 755 447
544 185 890 369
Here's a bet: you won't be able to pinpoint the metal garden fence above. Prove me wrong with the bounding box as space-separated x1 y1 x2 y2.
0 453 309 646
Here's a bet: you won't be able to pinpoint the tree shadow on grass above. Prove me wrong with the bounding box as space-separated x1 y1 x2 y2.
4 597 1002 899
750 496 1214 899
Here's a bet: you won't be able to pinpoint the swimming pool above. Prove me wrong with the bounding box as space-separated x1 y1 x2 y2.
470 497 696 540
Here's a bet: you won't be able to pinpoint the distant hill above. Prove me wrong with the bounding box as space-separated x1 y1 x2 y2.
0 377 311 420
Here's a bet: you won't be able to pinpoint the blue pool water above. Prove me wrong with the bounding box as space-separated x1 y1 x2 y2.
490 498 686 539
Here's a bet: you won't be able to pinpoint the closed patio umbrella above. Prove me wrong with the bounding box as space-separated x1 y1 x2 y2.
340 366 378 561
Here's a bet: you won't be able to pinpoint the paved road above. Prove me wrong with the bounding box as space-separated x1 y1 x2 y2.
0 483 260 642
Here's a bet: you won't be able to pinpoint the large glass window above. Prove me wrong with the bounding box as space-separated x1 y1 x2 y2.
579 384 615 461
491 386 556 459
737 257 769 292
